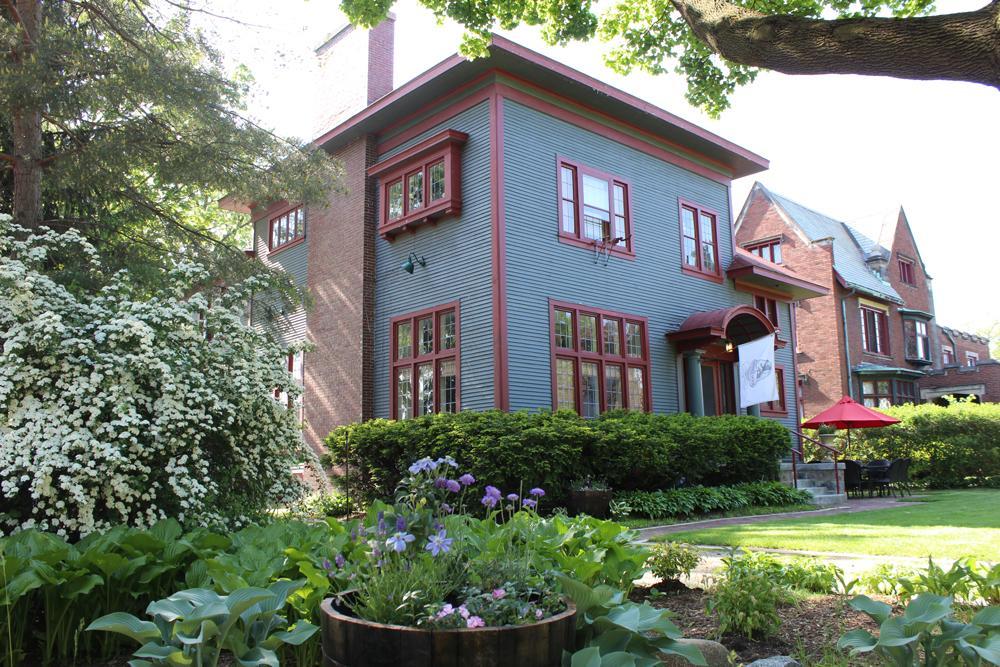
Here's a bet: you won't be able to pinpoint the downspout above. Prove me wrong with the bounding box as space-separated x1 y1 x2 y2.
841 288 857 399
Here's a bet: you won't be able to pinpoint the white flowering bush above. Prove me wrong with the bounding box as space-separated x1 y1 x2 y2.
0 217 311 536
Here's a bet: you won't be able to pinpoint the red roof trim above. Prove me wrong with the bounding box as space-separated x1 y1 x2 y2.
667 305 776 341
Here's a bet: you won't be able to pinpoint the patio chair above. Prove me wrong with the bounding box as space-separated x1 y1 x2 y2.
843 460 869 498
890 458 912 497
866 461 891 497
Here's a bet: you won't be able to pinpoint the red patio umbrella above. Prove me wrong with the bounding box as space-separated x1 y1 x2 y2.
801 396 901 430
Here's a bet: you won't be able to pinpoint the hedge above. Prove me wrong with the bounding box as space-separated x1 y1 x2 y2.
615 481 814 520
325 410 791 503
846 400 1000 488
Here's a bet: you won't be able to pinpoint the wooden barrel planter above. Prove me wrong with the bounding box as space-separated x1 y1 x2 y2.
320 597 577 667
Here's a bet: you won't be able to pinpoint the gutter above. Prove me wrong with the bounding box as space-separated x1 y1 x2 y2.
841 289 857 398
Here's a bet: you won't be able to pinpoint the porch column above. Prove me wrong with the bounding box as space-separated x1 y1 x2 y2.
683 349 705 417
747 404 761 417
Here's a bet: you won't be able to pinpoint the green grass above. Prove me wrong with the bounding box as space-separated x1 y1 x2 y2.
617 503 816 529
655 490 1000 560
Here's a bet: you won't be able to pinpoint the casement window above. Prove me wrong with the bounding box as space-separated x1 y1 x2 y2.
859 306 890 355
754 295 780 328
942 345 955 365
391 303 460 419
745 239 782 264
895 380 917 404
268 207 305 252
898 256 916 286
551 302 650 416
862 380 892 408
904 319 931 361
369 130 467 238
679 200 720 280
557 159 632 255
967 352 979 367
761 366 787 415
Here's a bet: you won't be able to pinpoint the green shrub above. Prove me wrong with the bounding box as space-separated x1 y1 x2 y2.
709 551 793 639
848 400 1000 488
615 482 812 520
720 551 843 595
647 542 701 582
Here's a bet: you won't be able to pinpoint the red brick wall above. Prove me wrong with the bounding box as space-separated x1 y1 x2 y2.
920 362 1000 402
939 329 992 365
366 18 394 104
884 211 933 314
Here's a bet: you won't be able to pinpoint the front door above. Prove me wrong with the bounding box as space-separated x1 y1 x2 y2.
700 360 736 416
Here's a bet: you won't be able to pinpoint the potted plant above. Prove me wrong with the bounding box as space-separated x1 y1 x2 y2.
817 424 838 461
319 458 577 667
568 476 613 519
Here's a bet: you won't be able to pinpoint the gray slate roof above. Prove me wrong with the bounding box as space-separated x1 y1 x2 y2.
759 184 902 303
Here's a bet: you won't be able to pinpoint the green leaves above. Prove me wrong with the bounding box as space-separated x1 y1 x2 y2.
86 612 162 644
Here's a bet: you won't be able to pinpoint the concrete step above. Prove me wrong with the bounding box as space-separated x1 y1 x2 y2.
809 492 848 507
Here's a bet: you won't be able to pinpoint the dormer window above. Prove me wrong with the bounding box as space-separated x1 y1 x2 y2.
369 130 467 238
745 238 782 264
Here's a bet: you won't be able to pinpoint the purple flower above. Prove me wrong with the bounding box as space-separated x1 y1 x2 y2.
434 477 448 489
506 493 519 502
481 494 498 509
459 473 475 486
321 558 333 571
438 456 459 468
436 604 455 618
522 498 537 509
396 514 407 532
492 588 506 600
466 616 485 628
485 485 502 499
372 546 382 559
440 502 453 514
376 511 386 536
529 488 545 497
425 529 454 557
409 457 437 474
385 531 415 553
535 609 544 620
458 604 470 620
334 554 346 568
445 479 461 493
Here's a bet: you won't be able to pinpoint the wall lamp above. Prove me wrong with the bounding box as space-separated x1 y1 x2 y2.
401 253 426 274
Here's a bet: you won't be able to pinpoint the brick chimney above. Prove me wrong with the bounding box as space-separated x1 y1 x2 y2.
312 16 395 135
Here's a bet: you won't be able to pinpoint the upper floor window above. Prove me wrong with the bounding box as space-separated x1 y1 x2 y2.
369 130 467 239
761 366 786 415
745 239 782 264
392 303 460 419
942 345 955 365
904 319 930 362
967 351 979 367
551 302 650 417
269 207 305 252
859 305 889 355
898 256 916 285
754 295 780 329
679 200 720 281
557 159 632 255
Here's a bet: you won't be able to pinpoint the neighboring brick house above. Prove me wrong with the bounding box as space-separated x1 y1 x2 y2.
735 183 995 418
229 22 830 453
921 326 998 404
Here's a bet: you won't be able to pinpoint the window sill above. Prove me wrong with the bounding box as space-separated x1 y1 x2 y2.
556 233 635 260
905 356 933 366
682 266 724 284
268 236 306 256
861 351 893 361
381 198 462 239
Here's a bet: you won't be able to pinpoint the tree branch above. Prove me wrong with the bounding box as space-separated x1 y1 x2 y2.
669 0 1000 87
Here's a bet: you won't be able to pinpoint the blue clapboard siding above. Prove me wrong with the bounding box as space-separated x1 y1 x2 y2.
373 100 495 417
250 216 308 348
502 98 799 424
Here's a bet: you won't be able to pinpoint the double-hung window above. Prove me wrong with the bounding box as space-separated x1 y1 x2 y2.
557 159 632 255
391 304 459 419
859 306 890 355
269 206 305 252
679 200 720 280
904 319 930 361
745 239 782 263
942 345 955 365
754 295 780 328
551 302 650 416
898 256 916 285
967 352 979 367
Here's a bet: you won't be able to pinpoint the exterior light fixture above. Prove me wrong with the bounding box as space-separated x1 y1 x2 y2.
724 340 734 353
401 253 426 274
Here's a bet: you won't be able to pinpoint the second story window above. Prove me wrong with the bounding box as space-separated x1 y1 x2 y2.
904 319 930 362
942 345 955 365
967 351 979 367
558 160 632 254
859 305 889 355
745 239 782 263
269 206 305 252
392 304 460 419
679 200 720 280
898 256 916 285
754 295 780 328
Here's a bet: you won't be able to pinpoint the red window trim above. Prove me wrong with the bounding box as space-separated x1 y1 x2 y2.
677 198 723 283
390 301 461 419
753 293 781 331
267 205 306 254
369 129 467 239
548 299 652 415
555 157 635 259
760 365 787 416
897 255 916 286
744 238 782 264
859 305 891 356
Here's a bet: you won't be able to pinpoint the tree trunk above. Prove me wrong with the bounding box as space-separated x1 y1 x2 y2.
10 0 43 231
670 0 1000 88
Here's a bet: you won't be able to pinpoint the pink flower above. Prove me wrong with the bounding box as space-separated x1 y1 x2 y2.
458 604 470 619
492 588 506 600
466 616 485 628
436 604 455 618
535 609 544 620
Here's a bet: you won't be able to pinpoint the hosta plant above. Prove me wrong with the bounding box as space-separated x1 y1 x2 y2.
87 580 317 667
838 594 1000 666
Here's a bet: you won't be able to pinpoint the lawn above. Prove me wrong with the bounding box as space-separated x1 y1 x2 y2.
656 490 1000 560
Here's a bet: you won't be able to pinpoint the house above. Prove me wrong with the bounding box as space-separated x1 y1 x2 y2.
228 20 829 454
735 183 996 417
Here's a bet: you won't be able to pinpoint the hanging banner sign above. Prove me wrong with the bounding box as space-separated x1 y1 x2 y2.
738 334 779 408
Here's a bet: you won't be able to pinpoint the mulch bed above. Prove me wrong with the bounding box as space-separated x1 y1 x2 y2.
631 582 886 664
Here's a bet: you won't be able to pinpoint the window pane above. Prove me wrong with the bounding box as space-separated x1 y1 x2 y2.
605 365 623 411
701 242 716 272
699 213 714 242
429 161 446 201
681 207 696 237
772 243 782 263
579 314 597 353
582 174 609 211
408 171 424 211
582 174 610 241
388 180 404 220
397 368 413 420
417 363 434 415
583 207 609 241
555 310 574 349
418 317 434 355
439 311 456 350
613 184 625 216
863 381 875 394
561 166 575 200
625 322 642 357
561 201 576 234
556 358 576 411
271 224 279 248
560 166 576 234
396 321 412 360
439 359 457 413
603 318 620 356
612 185 626 245
627 367 645 411
683 237 698 267
613 215 626 246
581 362 600 418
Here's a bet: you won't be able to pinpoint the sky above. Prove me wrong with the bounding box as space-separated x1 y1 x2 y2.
200 0 999 335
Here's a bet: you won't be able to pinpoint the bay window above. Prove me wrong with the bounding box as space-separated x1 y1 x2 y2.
904 319 931 362
862 380 892 408
392 303 460 419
